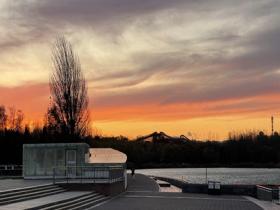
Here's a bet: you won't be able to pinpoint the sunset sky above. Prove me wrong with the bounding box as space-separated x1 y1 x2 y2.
1 0 280 140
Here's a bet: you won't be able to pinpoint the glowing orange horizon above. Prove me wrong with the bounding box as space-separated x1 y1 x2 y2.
0 82 279 140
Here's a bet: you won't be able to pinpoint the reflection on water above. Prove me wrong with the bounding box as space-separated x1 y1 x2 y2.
138 168 280 185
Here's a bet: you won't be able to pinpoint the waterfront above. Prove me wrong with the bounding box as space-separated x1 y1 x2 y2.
92 174 263 210
0 174 273 210
138 168 280 185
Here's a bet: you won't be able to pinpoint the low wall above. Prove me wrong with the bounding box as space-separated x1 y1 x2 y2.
58 181 125 196
256 185 279 201
153 176 187 189
221 184 256 197
257 185 272 201
154 176 257 197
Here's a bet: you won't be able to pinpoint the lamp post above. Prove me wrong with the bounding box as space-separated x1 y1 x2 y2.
205 167 208 184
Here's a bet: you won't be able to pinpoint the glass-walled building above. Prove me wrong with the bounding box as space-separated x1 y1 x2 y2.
23 143 90 178
22 143 127 181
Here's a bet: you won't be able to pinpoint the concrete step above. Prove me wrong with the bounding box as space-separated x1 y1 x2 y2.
29 192 109 210
0 187 64 202
0 188 66 206
0 184 54 195
0 185 62 199
69 195 109 210
27 192 99 210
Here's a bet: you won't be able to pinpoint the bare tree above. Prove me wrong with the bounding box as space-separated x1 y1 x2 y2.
6 107 24 132
15 110 24 132
8 107 16 130
48 36 89 137
0 105 7 130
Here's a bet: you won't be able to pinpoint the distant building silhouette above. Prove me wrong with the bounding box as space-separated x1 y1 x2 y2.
137 131 190 143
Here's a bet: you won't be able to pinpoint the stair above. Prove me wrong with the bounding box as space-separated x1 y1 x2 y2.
0 184 66 206
27 191 110 210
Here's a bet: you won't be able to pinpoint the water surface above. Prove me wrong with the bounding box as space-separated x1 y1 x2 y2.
138 168 280 185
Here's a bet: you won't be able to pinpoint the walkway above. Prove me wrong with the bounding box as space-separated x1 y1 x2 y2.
126 173 159 192
91 174 263 210
0 175 275 210
245 196 280 210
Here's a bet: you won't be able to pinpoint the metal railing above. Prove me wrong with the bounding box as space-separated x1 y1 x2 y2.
0 165 22 176
256 185 279 202
53 165 125 184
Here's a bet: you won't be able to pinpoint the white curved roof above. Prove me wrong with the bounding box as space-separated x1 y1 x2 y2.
89 148 127 164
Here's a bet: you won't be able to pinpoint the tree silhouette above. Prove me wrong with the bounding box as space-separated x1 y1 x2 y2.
8 107 16 130
0 105 7 130
15 110 24 132
47 36 89 138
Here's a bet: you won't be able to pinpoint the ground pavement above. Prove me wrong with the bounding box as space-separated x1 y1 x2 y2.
0 175 272 210
91 174 263 210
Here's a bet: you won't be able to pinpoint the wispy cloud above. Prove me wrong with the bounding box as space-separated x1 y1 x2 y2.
0 0 280 127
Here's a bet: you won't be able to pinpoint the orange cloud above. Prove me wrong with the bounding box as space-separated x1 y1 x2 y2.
92 93 280 121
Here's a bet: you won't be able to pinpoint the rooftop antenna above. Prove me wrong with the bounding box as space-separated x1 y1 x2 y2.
271 116 274 135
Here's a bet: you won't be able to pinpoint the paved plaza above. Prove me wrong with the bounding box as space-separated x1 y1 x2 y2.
91 174 263 210
0 174 278 210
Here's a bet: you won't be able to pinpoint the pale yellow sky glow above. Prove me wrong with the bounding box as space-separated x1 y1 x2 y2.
0 0 280 140
94 116 273 140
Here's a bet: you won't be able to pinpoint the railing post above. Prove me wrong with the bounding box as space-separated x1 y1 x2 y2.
80 166 82 183
205 167 208 184
53 167 55 184
94 167 96 184
92 166 94 183
67 166 69 184
109 167 111 183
